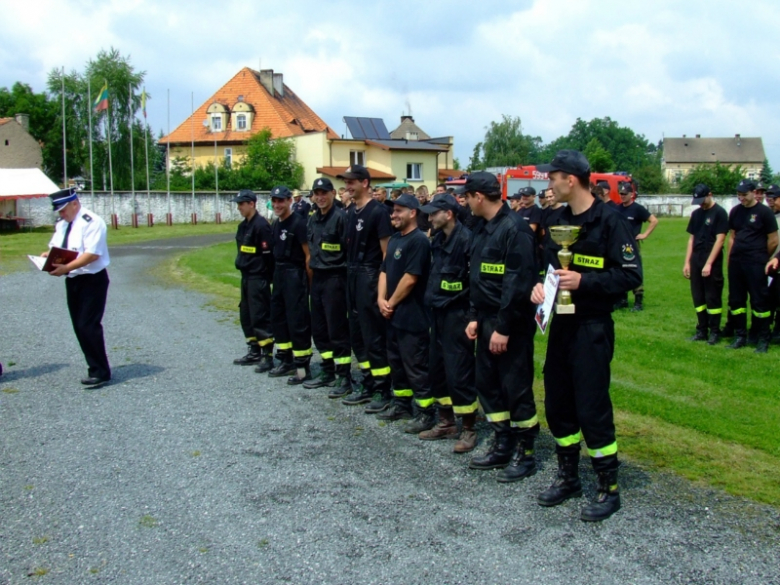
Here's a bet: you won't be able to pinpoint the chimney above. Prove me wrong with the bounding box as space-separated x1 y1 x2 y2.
272 73 284 97
735 133 741 139
695 134 700 138
14 113 29 132
401 115 414 123
259 69 274 95
682 134 686 138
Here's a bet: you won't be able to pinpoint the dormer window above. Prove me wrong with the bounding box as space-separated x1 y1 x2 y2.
237 114 247 130
211 116 222 131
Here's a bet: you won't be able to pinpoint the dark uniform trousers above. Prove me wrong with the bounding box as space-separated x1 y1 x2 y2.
386 324 432 412
476 312 538 436
271 263 312 367
310 269 351 376
728 260 772 339
544 315 618 473
239 275 273 351
690 251 724 332
347 265 391 395
66 269 111 380
770 272 780 332
430 306 478 415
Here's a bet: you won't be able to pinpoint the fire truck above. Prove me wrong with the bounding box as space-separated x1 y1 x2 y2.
498 166 637 204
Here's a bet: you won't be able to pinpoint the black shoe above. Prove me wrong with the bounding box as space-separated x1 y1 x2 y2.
613 299 629 311
80 377 110 389
376 403 414 421
327 376 352 399
707 331 720 345
364 393 392 414
253 355 274 373
754 339 769 354
287 372 312 385
303 370 336 389
496 442 537 483
233 350 262 365
403 412 436 434
469 433 515 470
342 385 373 405
689 331 707 342
580 470 621 522
726 336 747 349
538 453 582 507
268 362 296 377
630 303 643 312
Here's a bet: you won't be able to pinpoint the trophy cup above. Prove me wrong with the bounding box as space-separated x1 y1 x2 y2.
549 225 582 314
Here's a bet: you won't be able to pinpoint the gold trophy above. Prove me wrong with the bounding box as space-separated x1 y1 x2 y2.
549 226 582 314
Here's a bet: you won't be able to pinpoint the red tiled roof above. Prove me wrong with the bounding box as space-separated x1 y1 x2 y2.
159 68 338 145
438 168 467 181
316 166 396 180
0 118 13 126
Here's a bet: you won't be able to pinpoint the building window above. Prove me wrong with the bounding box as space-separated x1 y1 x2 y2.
406 163 422 181
225 148 232 168
237 114 247 130
350 150 365 166
405 131 418 141
212 115 222 131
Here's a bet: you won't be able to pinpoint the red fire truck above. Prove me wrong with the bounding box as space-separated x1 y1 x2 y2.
498 166 636 204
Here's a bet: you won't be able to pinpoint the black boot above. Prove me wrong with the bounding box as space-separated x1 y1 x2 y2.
496 432 537 483
630 292 644 312
469 430 515 470
613 296 629 311
689 312 708 341
328 374 353 399
538 451 582 507
287 365 312 385
403 409 436 434
268 358 296 377
303 369 336 389
233 344 262 365
726 336 747 349
754 317 771 354
581 469 621 522
253 351 274 373
707 329 721 345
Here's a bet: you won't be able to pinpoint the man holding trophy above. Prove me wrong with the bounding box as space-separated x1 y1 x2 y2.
532 150 642 522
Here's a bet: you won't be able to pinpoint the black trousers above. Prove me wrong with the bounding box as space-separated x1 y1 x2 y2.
690 251 724 331
65 269 110 380
239 274 273 351
429 305 477 415
386 324 431 412
475 312 537 434
544 315 618 472
311 269 351 376
728 259 772 339
346 265 390 395
271 264 312 367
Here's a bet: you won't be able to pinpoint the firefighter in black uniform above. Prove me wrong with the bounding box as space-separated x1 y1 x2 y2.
726 179 779 353
459 173 540 481
531 150 642 522
418 194 479 453
614 182 657 311
338 165 395 411
683 184 728 345
231 189 275 371
765 185 780 342
377 194 434 432
303 177 353 396
268 186 314 383
516 186 542 233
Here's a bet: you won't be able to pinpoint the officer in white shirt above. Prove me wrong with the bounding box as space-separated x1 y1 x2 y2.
43 188 111 388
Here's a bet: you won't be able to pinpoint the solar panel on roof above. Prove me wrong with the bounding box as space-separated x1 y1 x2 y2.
343 117 390 140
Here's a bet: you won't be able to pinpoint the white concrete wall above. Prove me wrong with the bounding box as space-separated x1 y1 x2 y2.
636 195 741 217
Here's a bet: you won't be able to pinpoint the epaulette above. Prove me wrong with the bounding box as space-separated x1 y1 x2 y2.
82 213 92 222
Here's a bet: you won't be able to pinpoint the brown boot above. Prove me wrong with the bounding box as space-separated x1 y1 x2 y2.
453 413 477 453
419 407 458 441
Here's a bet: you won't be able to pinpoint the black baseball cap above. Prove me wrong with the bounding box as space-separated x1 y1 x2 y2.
421 193 458 214
691 183 711 205
336 164 371 181
618 182 632 195
537 149 591 178
271 186 293 199
231 189 257 203
452 171 501 195
311 177 335 192
765 184 780 198
596 180 610 190
393 193 420 210
519 186 536 197
737 179 756 193
756 181 767 192
50 187 78 211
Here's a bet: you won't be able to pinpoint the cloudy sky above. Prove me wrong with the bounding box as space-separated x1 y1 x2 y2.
2 0 779 169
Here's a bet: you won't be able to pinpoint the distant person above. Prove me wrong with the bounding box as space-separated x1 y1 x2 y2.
682 184 728 344
764 185 780 342
434 183 447 196
415 186 431 232
390 189 402 201
292 189 311 217
755 181 767 206
339 187 352 208
507 190 523 213
372 186 394 214
42 187 111 389
516 186 541 233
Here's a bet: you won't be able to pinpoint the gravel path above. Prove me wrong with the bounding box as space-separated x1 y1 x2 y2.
1 237 779 584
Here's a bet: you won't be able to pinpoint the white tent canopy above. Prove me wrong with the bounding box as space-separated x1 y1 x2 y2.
0 168 59 198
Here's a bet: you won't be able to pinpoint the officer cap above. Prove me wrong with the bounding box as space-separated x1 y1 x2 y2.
311 177 335 192
765 184 780 198
49 187 78 211
421 193 458 214
755 181 767 192
336 164 371 181
452 172 501 196
393 193 420 210
231 189 256 203
270 186 293 199
537 149 591 178
691 183 711 205
737 179 756 193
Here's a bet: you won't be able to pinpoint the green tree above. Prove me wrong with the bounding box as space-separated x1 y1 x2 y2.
452 157 461 171
479 115 538 167
678 163 745 195
468 141 483 171
760 158 774 185
231 128 304 190
583 138 614 173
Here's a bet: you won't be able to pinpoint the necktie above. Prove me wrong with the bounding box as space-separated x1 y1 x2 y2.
62 222 73 249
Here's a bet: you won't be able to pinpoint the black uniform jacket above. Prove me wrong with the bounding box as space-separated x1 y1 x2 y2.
425 221 472 310
543 199 643 317
469 203 537 335
307 205 347 271
235 211 274 278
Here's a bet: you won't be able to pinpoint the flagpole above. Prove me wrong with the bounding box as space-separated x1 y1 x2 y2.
166 88 171 224
88 79 94 209
128 82 136 227
191 90 195 224
106 81 116 228
61 66 67 188
143 88 151 226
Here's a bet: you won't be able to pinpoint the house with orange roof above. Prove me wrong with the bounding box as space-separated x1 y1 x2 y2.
0 114 42 170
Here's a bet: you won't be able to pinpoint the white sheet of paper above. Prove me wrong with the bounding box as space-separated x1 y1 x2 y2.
535 264 559 334
28 255 46 271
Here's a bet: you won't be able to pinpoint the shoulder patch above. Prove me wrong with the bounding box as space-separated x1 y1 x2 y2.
82 213 92 222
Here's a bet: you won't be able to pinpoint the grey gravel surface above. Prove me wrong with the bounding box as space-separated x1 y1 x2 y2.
1 236 779 585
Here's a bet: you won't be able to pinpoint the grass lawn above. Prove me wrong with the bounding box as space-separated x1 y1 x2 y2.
0 222 239 274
